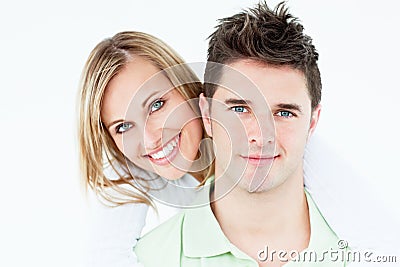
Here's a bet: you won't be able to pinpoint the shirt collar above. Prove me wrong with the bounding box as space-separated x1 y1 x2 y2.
305 189 340 255
182 177 231 257
182 178 339 259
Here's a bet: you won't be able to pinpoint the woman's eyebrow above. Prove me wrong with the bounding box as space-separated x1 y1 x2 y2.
142 90 162 108
105 119 124 130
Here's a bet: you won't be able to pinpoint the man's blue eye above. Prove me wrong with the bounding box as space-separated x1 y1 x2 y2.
277 111 293 117
231 106 249 113
150 99 164 113
116 122 133 133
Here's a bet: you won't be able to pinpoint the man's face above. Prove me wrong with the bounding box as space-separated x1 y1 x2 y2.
200 60 320 193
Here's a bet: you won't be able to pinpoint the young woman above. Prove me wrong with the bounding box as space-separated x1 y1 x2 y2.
79 31 214 266
79 31 214 200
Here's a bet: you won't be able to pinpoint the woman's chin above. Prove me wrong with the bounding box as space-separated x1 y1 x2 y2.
154 167 186 180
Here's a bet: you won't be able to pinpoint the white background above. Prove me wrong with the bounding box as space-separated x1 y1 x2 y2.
0 0 399 266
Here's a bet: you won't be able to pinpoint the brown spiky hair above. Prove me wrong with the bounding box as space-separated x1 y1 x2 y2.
204 1 321 110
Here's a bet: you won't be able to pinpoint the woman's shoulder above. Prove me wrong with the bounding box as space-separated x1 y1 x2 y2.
86 191 150 267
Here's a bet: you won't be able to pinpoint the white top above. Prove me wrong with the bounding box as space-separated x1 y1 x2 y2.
85 173 198 267
85 135 400 267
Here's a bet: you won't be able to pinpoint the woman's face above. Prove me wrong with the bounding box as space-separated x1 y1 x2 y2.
101 56 203 180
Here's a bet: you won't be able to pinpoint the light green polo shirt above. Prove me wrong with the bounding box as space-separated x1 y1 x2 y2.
135 179 349 267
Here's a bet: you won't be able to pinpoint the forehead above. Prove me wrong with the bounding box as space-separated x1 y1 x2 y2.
100 57 171 122
214 60 310 106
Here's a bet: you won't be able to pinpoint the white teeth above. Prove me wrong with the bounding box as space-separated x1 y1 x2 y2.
162 147 169 155
149 135 179 160
152 151 165 159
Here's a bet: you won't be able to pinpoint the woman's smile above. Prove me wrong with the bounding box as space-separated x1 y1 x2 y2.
145 133 181 165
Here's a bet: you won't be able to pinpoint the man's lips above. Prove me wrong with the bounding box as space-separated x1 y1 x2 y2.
241 154 279 166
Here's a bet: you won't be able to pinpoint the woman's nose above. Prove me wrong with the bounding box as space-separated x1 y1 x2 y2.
143 127 162 150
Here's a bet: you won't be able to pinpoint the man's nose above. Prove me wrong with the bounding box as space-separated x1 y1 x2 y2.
247 114 275 147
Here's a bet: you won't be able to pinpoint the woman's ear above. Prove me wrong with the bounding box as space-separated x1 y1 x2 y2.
199 93 213 137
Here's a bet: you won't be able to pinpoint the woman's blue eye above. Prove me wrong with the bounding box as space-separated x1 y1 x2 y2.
277 111 294 118
150 99 165 113
231 106 249 113
116 122 133 134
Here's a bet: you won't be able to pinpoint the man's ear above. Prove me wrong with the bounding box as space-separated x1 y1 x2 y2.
199 93 213 137
308 104 321 139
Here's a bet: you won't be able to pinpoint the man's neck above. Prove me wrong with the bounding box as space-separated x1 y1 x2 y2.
211 169 310 266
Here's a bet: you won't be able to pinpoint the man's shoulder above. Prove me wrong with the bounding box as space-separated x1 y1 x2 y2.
138 210 185 244
135 211 185 266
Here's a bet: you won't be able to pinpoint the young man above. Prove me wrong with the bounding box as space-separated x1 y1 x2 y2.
135 2 348 266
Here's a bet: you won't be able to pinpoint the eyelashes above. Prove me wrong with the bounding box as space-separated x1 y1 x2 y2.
275 110 296 118
114 98 167 135
230 106 249 113
149 98 165 114
115 122 133 134
229 105 297 118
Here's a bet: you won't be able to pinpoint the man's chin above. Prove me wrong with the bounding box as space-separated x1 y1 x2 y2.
234 173 273 193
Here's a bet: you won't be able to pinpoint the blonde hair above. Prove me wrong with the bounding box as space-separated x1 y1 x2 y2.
78 31 213 207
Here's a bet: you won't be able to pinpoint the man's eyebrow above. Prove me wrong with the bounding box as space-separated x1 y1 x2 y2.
275 103 303 114
224 98 252 105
